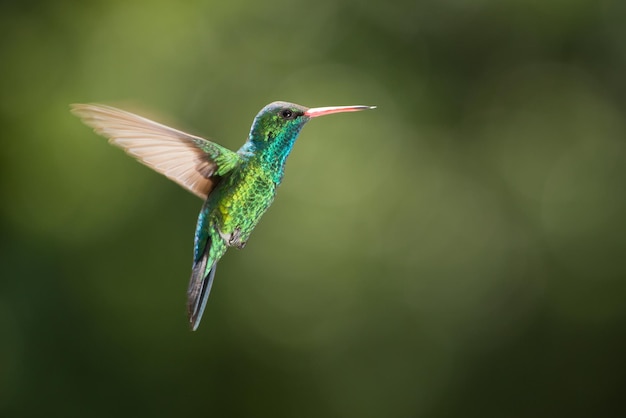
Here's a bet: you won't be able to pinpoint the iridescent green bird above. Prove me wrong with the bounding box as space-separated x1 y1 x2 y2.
71 101 375 330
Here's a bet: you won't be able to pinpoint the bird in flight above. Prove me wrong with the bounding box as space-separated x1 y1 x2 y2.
72 101 375 330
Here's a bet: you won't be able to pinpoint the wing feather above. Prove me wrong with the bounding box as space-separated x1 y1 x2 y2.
71 103 240 200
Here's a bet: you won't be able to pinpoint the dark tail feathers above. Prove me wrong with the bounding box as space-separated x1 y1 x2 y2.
187 250 217 331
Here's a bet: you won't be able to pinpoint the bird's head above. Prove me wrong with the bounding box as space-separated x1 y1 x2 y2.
248 101 309 149
247 101 375 152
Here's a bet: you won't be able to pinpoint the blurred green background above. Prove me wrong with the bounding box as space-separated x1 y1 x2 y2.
2 0 626 417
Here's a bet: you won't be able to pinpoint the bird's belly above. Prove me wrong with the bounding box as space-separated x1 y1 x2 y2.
215 175 276 243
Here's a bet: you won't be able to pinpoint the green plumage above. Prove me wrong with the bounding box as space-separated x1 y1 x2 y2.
188 102 308 328
71 100 374 330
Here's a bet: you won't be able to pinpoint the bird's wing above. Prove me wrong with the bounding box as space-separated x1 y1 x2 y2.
71 103 240 200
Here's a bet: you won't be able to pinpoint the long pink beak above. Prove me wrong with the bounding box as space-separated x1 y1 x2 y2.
305 105 376 118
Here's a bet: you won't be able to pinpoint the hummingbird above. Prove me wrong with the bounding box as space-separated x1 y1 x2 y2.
71 101 375 330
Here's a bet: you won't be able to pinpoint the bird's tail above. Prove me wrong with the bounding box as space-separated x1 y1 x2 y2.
187 231 226 331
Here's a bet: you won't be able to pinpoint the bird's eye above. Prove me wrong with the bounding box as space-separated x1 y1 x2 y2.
280 109 294 119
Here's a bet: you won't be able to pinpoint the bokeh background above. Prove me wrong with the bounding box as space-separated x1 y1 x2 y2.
2 0 626 417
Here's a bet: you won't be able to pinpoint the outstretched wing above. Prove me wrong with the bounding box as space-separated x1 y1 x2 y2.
71 103 240 200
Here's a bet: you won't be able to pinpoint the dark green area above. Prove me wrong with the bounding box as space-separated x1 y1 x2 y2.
2 0 626 417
